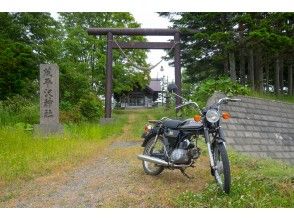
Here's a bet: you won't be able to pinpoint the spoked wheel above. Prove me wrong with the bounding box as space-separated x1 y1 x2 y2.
212 142 231 194
142 136 165 176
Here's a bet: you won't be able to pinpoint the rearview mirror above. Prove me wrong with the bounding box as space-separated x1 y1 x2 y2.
167 84 178 93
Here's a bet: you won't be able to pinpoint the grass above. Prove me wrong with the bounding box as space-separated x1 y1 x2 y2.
1 107 294 207
0 107 168 185
249 91 294 104
172 88 294 208
175 149 294 208
0 103 39 126
0 111 128 185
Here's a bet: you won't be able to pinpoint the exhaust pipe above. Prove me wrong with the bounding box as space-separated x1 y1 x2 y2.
137 154 169 166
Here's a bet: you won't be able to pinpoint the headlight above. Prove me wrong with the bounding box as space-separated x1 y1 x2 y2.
206 109 220 123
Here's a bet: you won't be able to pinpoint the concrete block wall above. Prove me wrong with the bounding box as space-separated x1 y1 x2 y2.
207 93 294 165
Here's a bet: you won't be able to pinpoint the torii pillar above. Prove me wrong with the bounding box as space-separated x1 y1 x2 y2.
88 28 184 119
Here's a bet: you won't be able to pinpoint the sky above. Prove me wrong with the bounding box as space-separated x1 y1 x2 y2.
130 12 175 83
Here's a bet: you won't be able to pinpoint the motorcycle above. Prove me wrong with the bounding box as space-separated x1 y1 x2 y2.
137 84 241 194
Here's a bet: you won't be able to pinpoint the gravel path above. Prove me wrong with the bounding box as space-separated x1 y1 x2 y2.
1 111 209 208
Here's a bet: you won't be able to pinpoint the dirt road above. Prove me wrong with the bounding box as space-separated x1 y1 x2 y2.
1 110 210 207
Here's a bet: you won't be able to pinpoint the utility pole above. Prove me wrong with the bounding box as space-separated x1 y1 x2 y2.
160 65 164 106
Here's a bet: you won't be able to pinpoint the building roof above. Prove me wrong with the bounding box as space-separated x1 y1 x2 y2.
147 78 161 92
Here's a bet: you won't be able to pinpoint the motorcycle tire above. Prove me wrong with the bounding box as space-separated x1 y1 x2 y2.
142 136 165 176
212 142 231 194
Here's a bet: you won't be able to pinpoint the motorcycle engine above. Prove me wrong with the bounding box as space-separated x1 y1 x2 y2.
170 139 200 164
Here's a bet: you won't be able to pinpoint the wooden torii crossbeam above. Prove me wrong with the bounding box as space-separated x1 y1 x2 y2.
87 28 191 119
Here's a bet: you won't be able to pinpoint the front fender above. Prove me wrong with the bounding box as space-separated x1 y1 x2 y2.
216 127 226 143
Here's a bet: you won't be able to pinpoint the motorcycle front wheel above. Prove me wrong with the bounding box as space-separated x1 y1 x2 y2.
142 136 165 176
212 142 231 194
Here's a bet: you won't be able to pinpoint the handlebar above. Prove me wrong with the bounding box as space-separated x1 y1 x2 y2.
175 101 200 111
171 90 241 112
217 97 241 105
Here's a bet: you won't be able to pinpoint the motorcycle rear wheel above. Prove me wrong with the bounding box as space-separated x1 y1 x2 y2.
142 136 165 176
212 142 231 194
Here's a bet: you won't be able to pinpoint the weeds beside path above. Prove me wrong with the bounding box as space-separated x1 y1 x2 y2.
0 109 208 207
2 109 293 208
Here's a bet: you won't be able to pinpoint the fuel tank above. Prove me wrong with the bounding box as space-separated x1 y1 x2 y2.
178 119 203 131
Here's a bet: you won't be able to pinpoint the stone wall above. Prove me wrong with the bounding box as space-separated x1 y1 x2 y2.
207 93 294 165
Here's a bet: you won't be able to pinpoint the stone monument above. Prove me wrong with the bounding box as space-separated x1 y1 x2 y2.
34 64 63 135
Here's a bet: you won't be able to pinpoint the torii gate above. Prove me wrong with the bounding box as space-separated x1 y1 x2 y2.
87 28 186 119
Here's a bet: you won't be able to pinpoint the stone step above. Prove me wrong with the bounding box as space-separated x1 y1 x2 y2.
207 92 294 164
223 129 294 139
223 100 294 115
237 151 294 165
222 119 294 131
225 137 294 146
230 144 294 152
221 107 294 122
232 95 294 110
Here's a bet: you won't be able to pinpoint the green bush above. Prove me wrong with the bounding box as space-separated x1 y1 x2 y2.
190 77 251 108
79 93 103 121
58 67 104 123
1 95 31 113
0 95 39 126
60 107 82 123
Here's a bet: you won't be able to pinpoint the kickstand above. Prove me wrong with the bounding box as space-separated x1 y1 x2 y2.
180 168 194 179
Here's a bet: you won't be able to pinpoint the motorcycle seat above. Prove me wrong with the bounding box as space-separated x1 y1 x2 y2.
163 119 183 129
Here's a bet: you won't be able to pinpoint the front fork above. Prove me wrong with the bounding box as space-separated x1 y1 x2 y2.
204 126 226 169
204 127 215 168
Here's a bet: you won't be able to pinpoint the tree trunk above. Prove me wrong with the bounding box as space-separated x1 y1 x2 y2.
255 50 263 92
239 48 246 85
265 60 270 92
248 49 254 90
275 58 280 95
280 58 284 93
229 52 236 81
223 56 229 74
288 64 293 96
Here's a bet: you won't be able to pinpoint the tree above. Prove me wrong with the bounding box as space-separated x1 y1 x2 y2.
58 12 150 97
0 12 60 100
160 12 294 95
0 12 150 102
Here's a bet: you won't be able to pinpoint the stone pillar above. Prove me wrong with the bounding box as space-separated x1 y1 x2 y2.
34 64 63 135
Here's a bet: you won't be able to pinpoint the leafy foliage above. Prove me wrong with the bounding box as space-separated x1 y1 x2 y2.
0 12 151 122
0 95 39 126
79 93 103 121
189 77 250 108
160 12 294 94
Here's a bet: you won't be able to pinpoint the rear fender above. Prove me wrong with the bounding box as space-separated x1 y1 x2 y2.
141 128 159 147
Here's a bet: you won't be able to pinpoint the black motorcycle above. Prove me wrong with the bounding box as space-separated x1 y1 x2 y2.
137 84 241 193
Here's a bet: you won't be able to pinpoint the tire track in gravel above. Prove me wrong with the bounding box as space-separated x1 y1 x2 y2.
1 110 209 208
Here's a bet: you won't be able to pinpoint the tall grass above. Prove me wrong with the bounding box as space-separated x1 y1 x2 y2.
175 150 294 207
0 111 128 184
0 101 39 126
